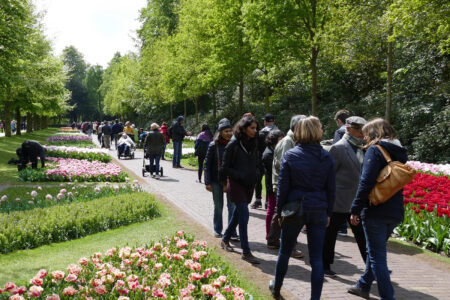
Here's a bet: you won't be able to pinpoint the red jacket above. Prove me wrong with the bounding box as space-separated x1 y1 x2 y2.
159 125 170 143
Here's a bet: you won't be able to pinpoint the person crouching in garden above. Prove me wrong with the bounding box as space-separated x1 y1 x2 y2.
262 129 285 241
348 118 408 300
195 124 213 183
323 116 368 277
16 140 46 171
144 123 165 179
220 115 262 265
270 116 335 300
204 118 238 240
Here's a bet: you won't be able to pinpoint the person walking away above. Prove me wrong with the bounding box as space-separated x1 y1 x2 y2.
124 121 135 142
170 116 192 168
97 122 104 146
16 140 46 171
112 119 124 149
86 122 93 137
204 118 238 239
263 129 285 239
102 121 112 149
159 122 170 160
270 116 335 300
220 115 262 265
251 113 278 209
323 116 368 277
118 133 135 157
195 124 213 183
347 118 408 300
267 115 306 260
144 123 165 179
333 109 350 144
11 120 16 134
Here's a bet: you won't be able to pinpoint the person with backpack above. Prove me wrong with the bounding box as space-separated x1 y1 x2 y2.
170 116 192 168
204 118 238 240
348 118 408 300
195 124 213 183
220 115 262 265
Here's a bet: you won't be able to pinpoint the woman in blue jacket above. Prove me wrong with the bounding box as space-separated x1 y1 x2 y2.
270 116 335 300
348 119 408 300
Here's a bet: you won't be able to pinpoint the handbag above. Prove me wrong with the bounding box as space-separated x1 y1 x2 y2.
216 142 229 193
281 196 305 219
368 145 416 206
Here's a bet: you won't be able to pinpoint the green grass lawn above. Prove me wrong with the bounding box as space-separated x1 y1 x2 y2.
0 128 60 184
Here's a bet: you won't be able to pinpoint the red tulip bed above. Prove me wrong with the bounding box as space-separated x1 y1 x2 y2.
0 232 251 300
394 167 450 255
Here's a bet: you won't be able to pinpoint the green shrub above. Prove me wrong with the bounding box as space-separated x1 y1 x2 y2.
0 192 160 253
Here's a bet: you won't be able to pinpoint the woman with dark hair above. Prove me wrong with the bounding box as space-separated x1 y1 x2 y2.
220 115 262 265
263 129 285 240
195 124 213 183
348 118 407 300
270 116 335 300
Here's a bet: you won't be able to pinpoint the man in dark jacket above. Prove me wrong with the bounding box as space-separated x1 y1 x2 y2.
251 113 278 209
332 109 350 144
102 121 112 149
323 116 368 277
170 116 191 168
112 119 124 149
16 140 46 171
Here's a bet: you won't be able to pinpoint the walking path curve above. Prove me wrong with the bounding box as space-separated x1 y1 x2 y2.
109 147 449 300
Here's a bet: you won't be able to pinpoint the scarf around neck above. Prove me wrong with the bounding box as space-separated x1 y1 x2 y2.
344 132 365 165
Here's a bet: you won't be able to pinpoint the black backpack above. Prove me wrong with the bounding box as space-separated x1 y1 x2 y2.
168 126 174 138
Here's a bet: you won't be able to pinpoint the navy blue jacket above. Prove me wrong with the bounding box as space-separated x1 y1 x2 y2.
204 140 226 185
350 140 408 223
112 123 124 135
277 143 336 216
171 122 187 142
333 125 346 144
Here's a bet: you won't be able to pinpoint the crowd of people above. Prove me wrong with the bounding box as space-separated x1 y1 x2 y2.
71 110 407 300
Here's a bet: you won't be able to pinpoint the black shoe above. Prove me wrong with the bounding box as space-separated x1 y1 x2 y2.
324 269 337 277
214 232 222 238
267 242 280 249
269 280 280 299
220 240 234 252
251 201 262 209
347 285 370 299
242 252 260 265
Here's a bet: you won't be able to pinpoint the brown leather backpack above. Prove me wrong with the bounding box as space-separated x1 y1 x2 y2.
368 145 416 206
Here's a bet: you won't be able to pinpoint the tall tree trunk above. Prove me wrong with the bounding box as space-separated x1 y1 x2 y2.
194 98 199 125
43 116 48 129
184 100 187 117
40 116 46 129
238 76 244 116
26 113 33 133
310 47 319 116
4 101 11 137
33 114 40 131
264 83 270 113
15 107 21 136
212 91 217 120
385 28 393 123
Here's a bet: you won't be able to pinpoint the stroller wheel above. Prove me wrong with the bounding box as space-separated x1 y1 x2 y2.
131 153 135 159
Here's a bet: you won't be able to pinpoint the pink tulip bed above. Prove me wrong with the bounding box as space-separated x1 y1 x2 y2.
0 232 251 299
44 145 111 162
18 158 128 182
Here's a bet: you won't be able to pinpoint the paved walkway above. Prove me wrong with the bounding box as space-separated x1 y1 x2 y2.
108 147 449 300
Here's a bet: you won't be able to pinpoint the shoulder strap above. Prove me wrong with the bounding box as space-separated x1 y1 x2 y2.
375 145 392 163
216 141 221 170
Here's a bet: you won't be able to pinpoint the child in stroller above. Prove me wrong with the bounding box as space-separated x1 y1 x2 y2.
117 133 136 159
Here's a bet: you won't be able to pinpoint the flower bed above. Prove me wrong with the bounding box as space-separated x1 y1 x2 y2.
46 135 94 147
407 161 450 176
394 172 450 255
0 192 160 254
0 183 140 213
18 158 128 182
44 145 111 162
60 127 80 132
0 232 251 299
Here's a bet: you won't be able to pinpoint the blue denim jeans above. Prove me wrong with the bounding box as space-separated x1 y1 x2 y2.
357 218 399 300
211 183 236 236
172 141 182 167
222 201 250 254
274 210 328 300
149 154 161 175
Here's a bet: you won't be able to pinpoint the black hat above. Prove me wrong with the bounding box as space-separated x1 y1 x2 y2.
263 113 275 122
218 118 231 131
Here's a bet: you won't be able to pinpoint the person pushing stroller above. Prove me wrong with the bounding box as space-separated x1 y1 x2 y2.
144 123 165 178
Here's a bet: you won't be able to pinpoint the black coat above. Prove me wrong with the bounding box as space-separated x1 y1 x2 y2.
18 140 46 168
221 136 262 189
171 122 187 142
204 140 226 185
144 130 165 155
262 146 275 195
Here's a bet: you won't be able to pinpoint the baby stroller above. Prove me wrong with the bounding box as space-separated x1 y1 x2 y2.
142 146 163 177
117 142 135 159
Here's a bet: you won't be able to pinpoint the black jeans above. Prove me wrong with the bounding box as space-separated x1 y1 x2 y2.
322 212 367 270
254 173 263 201
197 155 205 181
